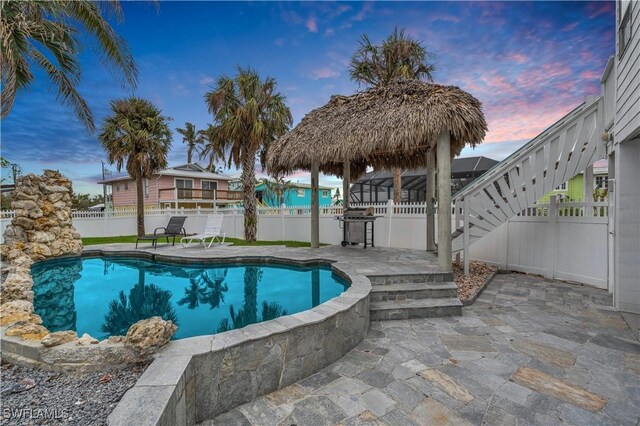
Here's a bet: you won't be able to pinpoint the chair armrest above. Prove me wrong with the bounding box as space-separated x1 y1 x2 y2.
181 227 186 236
153 227 166 236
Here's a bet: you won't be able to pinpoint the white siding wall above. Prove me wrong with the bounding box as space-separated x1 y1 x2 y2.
614 139 640 313
615 0 640 143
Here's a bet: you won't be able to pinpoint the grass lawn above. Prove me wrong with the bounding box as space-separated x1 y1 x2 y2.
81 235 322 248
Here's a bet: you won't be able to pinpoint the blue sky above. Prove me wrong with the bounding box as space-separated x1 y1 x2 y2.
1 1 615 195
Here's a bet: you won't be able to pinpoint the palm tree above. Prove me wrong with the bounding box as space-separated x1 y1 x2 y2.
204 67 292 242
349 27 436 204
176 122 204 164
259 176 293 206
198 124 229 172
1 1 138 132
99 98 172 236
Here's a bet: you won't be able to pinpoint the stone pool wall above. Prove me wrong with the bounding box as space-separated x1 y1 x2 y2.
108 265 370 425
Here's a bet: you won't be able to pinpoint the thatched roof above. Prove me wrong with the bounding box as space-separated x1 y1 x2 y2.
267 80 487 178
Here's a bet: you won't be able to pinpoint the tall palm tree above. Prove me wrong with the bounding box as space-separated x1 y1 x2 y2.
176 122 203 164
1 1 138 132
204 67 292 242
198 124 229 172
99 97 172 236
349 27 436 204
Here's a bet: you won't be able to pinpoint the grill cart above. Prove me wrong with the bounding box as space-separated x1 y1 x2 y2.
336 207 379 248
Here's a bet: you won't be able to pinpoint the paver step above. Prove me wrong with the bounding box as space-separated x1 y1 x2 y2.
367 272 453 285
370 297 462 320
370 282 458 302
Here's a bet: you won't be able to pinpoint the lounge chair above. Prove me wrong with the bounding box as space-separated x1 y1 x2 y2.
180 213 226 248
135 216 187 249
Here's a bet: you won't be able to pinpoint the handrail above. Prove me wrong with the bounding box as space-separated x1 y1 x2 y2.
452 97 600 201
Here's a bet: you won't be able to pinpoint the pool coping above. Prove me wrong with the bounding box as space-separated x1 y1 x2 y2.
99 247 371 425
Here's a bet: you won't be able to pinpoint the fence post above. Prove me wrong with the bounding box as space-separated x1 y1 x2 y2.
387 199 393 248
455 200 461 265
463 198 470 276
547 195 558 279
281 203 286 241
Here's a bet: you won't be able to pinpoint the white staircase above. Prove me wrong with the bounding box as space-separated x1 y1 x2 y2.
452 96 605 253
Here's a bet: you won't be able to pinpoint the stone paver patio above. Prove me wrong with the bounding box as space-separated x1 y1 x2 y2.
206 273 640 426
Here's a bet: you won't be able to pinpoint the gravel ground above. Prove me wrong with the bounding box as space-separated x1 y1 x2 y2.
0 362 148 426
453 260 497 301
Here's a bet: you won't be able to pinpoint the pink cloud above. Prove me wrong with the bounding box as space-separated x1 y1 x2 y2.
505 53 528 64
563 22 579 32
580 70 601 80
310 67 339 80
306 17 318 33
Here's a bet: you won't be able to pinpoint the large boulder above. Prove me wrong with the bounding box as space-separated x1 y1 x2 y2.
124 316 177 357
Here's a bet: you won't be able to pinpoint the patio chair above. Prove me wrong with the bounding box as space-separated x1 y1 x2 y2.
135 216 187 249
180 213 226 248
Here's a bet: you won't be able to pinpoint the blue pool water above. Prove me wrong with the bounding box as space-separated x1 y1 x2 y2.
31 257 348 340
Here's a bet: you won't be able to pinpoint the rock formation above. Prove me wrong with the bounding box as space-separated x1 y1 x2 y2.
2 170 82 260
125 316 177 357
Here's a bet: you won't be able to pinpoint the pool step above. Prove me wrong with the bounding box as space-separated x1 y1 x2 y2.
370 297 463 321
369 282 458 302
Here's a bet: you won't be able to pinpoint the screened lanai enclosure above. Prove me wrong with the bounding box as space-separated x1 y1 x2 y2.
350 156 498 203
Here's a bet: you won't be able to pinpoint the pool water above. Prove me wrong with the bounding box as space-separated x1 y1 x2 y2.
31 257 349 340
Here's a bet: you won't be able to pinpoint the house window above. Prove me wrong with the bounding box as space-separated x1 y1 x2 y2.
555 182 567 191
321 190 329 197
618 1 632 57
297 188 305 197
176 179 193 199
115 183 120 191
595 175 609 189
124 182 129 191
144 178 150 198
202 180 217 199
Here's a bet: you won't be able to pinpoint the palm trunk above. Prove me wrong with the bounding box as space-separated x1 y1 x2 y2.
187 147 192 164
136 175 145 236
242 152 257 242
393 167 402 204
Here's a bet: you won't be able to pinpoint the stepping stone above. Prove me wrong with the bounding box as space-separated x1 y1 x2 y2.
512 367 607 412
439 335 496 352
418 369 475 403
265 384 308 406
590 334 640 354
337 410 385 426
511 339 576 368
281 395 346 426
624 353 640 375
409 398 473 426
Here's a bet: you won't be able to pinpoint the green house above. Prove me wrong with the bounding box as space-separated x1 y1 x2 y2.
538 160 609 203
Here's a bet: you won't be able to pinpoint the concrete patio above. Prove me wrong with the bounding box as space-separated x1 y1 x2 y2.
206 273 640 426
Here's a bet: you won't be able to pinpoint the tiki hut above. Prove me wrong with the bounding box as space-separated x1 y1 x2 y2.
267 80 487 271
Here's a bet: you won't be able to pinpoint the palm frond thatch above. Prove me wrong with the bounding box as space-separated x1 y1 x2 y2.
267 80 487 178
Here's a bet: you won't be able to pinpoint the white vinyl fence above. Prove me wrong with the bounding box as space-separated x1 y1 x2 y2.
469 198 609 289
1 199 609 288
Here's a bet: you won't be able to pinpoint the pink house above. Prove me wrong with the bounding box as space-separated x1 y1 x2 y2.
98 163 241 209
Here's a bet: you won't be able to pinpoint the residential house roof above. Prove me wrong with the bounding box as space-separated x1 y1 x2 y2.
98 163 233 184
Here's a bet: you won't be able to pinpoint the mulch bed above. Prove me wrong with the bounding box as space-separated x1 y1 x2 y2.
0 361 148 426
453 260 498 303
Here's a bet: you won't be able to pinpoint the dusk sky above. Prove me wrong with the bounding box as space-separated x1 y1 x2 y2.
0 1 615 195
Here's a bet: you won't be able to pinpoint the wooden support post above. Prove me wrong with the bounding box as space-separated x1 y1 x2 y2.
463 197 470 276
455 199 461 265
583 164 594 217
437 131 452 272
343 161 350 209
426 150 436 251
311 161 320 248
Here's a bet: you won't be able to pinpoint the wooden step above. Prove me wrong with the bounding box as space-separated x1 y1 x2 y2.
370 282 458 302
370 298 463 321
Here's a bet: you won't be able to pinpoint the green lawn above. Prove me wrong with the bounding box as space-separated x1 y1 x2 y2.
81 235 321 248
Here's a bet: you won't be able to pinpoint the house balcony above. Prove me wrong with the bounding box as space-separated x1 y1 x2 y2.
158 187 243 205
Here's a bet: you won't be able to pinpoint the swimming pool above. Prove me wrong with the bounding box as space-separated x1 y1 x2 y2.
31 256 349 340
